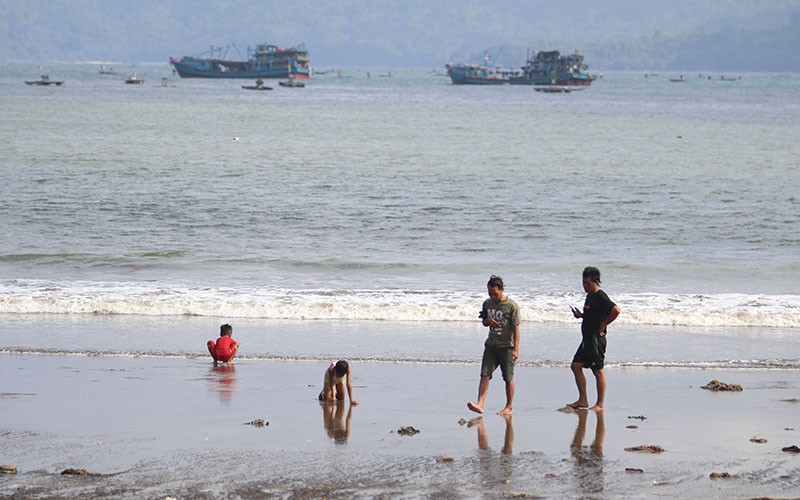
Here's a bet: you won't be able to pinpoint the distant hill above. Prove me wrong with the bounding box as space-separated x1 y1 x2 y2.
587 11 800 71
0 0 797 71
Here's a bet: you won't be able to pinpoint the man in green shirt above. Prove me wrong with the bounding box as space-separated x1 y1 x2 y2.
468 275 521 416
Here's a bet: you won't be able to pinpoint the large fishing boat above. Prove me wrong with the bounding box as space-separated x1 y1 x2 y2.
509 50 595 86
170 43 311 79
446 49 595 87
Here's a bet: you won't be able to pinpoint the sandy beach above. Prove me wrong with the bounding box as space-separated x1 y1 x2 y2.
1 353 798 498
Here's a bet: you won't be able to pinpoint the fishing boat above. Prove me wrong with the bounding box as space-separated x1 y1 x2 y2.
509 50 595 86
670 74 686 82
534 85 587 93
171 43 311 79
25 75 64 86
242 79 273 91
446 49 596 87
125 73 144 84
278 76 305 88
98 65 117 75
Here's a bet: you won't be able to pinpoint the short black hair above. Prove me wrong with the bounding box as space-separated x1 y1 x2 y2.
334 360 349 376
220 324 233 336
487 275 504 289
582 266 601 284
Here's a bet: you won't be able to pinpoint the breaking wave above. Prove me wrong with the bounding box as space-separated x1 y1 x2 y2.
1 279 799 328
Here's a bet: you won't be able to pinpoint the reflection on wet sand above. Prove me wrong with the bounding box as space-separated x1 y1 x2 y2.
208 364 237 404
470 415 515 492
570 409 605 495
321 401 352 444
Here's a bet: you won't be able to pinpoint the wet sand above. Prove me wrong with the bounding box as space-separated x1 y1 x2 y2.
1 354 799 498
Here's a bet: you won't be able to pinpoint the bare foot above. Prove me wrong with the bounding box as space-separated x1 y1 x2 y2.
497 406 513 416
567 400 588 409
589 404 604 412
467 401 484 414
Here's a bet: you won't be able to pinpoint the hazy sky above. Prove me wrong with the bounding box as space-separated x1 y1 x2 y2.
0 0 797 67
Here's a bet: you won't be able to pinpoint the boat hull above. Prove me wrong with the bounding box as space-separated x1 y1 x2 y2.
172 60 311 79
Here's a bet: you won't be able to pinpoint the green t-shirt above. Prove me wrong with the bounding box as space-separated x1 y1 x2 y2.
482 297 521 348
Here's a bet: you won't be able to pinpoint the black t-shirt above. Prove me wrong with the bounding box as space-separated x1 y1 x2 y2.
581 289 616 339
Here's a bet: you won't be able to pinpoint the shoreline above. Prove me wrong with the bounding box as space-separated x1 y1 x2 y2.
2 354 798 498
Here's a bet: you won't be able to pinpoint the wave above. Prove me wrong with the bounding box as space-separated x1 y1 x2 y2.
2 348 797 369
1 279 799 328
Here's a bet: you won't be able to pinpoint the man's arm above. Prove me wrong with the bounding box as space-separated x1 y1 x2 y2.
598 305 621 336
512 324 520 361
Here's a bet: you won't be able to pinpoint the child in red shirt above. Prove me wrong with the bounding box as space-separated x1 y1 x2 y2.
207 324 239 364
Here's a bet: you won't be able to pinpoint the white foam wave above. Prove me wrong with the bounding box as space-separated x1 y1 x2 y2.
1 280 799 328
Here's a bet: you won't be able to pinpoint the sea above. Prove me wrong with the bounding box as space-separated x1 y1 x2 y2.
1 63 798 369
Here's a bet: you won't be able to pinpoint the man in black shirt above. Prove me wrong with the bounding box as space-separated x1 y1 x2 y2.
568 267 621 412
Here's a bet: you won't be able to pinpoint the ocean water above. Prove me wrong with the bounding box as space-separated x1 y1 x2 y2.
1 63 799 367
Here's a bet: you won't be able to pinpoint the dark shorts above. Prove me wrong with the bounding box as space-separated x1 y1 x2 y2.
572 335 607 371
481 345 515 382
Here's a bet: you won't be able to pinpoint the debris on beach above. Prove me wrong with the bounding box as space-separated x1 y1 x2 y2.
545 473 558 479
750 437 768 444
61 468 101 476
395 426 420 436
780 398 800 403
0 465 17 474
627 415 647 420
244 419 269 427
786 427 795 431
701 380 743 392
782 445 800 453
625 445 665 453
435 456 454 463
458 418 468 426
519 450 544 456
709 472 732 479
625 468 644 474
626 425 639 429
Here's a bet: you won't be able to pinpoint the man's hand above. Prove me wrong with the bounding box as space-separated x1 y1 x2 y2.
571 306 582 318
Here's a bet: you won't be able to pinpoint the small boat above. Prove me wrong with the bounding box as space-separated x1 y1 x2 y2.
25 75 64 86
670 75 686 82
242 79 273 90
99 65 117 75
278 78 305 88
534 85 587 93
125 73 145 84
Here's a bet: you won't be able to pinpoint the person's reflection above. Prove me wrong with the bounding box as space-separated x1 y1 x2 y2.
321 400 352 445
570 409 605 495
470 414 514 454
470 415 515 492
208 363 237 404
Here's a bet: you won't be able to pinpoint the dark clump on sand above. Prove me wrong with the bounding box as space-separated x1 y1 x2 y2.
61 468 101 476
625 445 665 453
435 456 454 463
781 445 800 453
709 471 732 479
625 468 644 474
750 437 768 444
627 415 647 420
395 426 420 436
244 419 269 427
701 380 743 392
0 465 17 475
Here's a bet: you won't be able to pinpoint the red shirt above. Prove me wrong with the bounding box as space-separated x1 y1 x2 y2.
212 336 238 361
